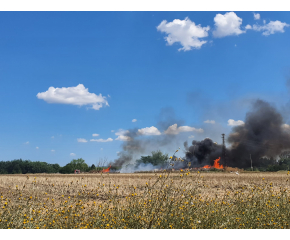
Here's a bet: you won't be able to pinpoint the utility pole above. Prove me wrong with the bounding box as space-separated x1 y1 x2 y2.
222 134 226 166
250 154 253 171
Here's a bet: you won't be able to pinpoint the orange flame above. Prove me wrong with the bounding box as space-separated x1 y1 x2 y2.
203 165 211 169
203 157 223 169
102 165 111 173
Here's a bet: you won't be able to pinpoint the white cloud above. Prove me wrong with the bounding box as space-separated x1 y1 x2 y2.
138 126 161 136
51 149 55 152
204 120 215 124
252 20 289 36
111 130 115 132
92 133 99 137
188 135 195 139
213 12 245 38
157 17 210 51
164 124 204 135
115 129 131 141
70 153 76 156
282 124 290 130
51 136 54 139
25 141 29 144
90 138 113 142
115 135 131 141
132 119 137 122
36 146 39 149
77 138 88 143
227 119 245 126
37 84 109 110
100 148 103 151
254 13 260 20
245 24 252 30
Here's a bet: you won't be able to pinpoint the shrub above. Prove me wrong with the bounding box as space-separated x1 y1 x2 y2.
135 150 168 167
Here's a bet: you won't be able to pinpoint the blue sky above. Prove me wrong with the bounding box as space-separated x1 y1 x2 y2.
0 11 290 166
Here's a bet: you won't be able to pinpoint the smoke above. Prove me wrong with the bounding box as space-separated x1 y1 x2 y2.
112 108 193 172
156 107 185 132
184 138 224 166
112 130 183 172
112 98 290 172
120 163 156 173
185 99 290 169
227 99 290 168
112 128 145 167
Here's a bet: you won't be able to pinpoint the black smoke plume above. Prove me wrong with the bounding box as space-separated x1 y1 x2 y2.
185 99 290 168
113 129 146 168
184 138 224 166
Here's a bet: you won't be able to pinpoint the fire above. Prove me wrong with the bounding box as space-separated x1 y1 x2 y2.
102 165 111 173
203 157 223 169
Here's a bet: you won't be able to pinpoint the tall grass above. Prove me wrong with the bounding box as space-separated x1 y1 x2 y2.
0 171 289 229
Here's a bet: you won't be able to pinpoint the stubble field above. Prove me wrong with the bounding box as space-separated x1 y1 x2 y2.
0 171 289 229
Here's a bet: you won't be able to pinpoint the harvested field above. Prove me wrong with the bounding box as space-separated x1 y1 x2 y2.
0 171 290 229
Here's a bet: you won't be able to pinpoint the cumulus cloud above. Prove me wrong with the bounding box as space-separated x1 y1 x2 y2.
90 138 113 142
213 12 245 38
115 135 131 141
137 126 161 136
92 133 99 137
245 24 252 30
115 129 131 141
282 124 290 130
157 17 210 51
36 147 39 149
252 20 289 36
37 84 109 110
164 124 204 135
132 119 137 122
204 120 215 124
227 119 245 126
254 13 260 20
77 138 88 143
70 153 76 156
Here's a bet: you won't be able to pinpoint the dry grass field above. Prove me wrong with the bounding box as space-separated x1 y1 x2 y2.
0 170 289 229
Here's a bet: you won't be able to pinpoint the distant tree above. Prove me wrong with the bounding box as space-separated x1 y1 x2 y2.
12 164 22 174
59 158 89 174
0 159 61 174
135 150 168 167
90 164 96 170
59 164 75 174
51 163 61 173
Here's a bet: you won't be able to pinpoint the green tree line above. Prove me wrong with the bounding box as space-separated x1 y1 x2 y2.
1 153 290 174
0 159 61 174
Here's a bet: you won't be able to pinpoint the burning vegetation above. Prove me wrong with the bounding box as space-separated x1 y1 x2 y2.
111 99 290 172
202 157 223 170
184 99 290 169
